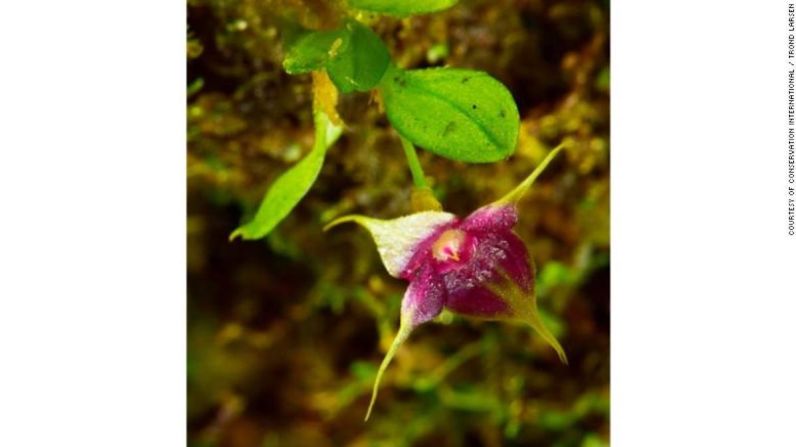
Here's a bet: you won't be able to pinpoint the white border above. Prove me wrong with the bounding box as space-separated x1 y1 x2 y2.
613 0 796 445
0 0 794 445
0 1 185 445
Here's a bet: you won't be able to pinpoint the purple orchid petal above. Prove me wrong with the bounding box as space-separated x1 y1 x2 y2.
443 283 509 317
435 226 567 364
459 204 518 234
402 262 447 327
442 230 531 317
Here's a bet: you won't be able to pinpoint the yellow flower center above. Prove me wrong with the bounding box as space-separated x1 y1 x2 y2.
432 229 466 262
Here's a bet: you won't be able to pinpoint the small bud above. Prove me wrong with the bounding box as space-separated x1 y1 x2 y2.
410 186 443 212
312 70 343 127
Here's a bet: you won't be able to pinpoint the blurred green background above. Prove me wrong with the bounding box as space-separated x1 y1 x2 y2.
187 0 609 445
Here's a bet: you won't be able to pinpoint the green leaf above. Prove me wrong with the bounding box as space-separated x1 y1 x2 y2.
229 111 343 240
347 0 459 16
283 29 347 74
282 21 390 94
326 21 391 93
380 67 520 163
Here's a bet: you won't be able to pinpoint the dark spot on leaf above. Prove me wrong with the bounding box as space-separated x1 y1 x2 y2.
443 121 457 136
471 104 477 110
461 77 470 84
498 109 506 118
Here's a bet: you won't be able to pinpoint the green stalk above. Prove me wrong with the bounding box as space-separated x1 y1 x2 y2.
399 136 428 188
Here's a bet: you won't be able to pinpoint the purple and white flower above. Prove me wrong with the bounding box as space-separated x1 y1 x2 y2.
326 145 567 420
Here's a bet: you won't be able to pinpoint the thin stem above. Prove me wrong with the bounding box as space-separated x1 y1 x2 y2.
399 136 428 188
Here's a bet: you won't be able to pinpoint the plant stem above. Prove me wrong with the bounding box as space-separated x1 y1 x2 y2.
399 136 428 188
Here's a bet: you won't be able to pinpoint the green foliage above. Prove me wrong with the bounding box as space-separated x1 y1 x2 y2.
229 110 343 240
284 21 390 93
380 67 519 163
247 14 522 240
283 28 347 74
326 21 391 93
347 0 459 17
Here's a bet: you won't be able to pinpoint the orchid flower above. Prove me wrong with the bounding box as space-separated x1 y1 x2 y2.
326 144 568 421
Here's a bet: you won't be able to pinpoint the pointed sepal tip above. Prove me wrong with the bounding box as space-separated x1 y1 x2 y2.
495 141 569 206
364 313 413 422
